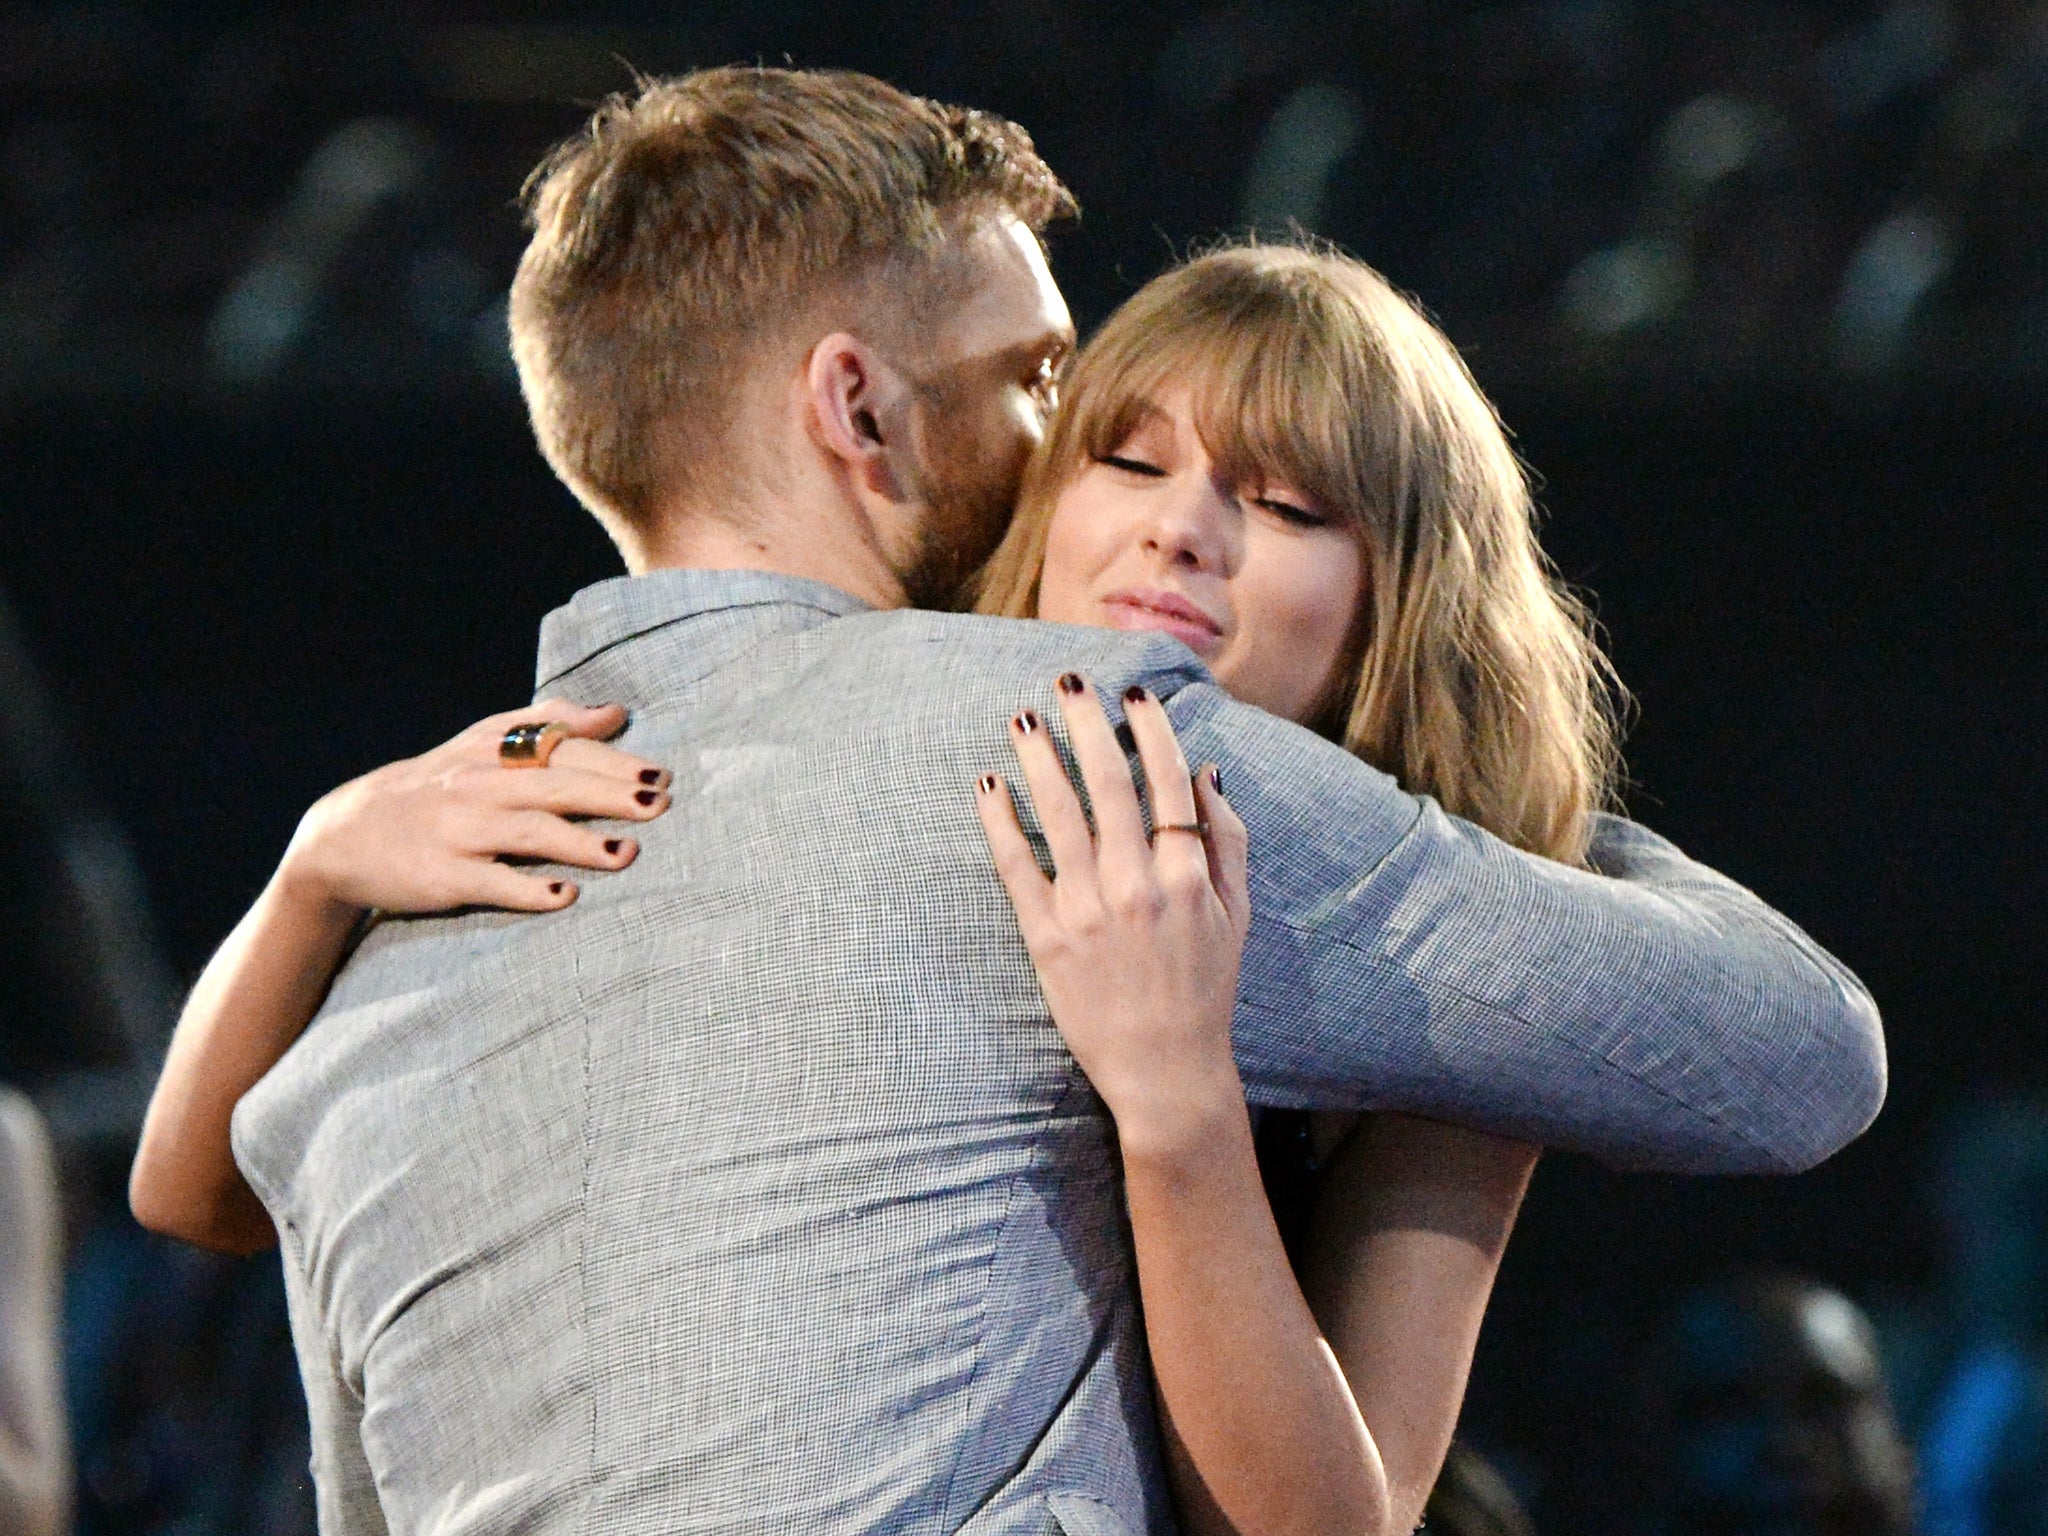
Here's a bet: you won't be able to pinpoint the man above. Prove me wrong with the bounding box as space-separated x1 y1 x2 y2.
227 68 1883 1533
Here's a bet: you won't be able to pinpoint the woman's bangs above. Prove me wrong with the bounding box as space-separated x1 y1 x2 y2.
1073 331 1203 463
1189 321 1363 532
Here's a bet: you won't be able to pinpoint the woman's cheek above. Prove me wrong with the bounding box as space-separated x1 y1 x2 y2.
1035 495 1097 623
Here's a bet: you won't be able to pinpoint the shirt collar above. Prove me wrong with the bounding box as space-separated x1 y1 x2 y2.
535 568 875 690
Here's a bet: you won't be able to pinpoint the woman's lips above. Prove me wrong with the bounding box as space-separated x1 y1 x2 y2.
1099 589 1224 656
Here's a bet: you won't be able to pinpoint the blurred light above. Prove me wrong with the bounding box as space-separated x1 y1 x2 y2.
1661 93 1764 189
1819 0 1955 119
1239 83 1365 235
207 118 435 386
1795 1289 1882 1389
1559 234 1688 335
1833 205 1951 367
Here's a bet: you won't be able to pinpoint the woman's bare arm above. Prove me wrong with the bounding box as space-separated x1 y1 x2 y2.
130 701 671 1254
1301 1116 1538 1533
131 869 366 1253
981 676 1399 1534
1119 1101 1392 1535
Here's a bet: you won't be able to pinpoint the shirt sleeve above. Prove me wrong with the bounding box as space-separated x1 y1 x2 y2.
1162 678 1885 1175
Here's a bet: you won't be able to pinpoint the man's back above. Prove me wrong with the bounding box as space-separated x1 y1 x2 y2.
236 574 1204 1534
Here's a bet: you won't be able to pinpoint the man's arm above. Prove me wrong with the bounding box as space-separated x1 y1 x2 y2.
1162 678 1884 1174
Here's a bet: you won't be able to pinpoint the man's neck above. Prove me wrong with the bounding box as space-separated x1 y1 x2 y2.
627 497 912 613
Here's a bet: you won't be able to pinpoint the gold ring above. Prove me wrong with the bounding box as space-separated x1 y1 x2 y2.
499 722 569 768
1150 821 1211 839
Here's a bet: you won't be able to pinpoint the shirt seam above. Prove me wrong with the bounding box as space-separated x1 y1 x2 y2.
536 596 858 692
937 1070 1089 1531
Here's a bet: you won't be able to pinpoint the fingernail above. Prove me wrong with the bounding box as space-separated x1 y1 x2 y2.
548 881 565 895
635 789 659 806
977 773 998 794
604 839 624 855
1057 672 1085 695
638 768 663 786
1207 764 1224 797
1123 685 1150 705
1013 710 1040 735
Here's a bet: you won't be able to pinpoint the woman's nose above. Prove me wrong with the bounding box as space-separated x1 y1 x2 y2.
1141 474 1237 570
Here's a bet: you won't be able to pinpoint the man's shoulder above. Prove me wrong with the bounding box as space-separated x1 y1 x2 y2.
799 610 1213 697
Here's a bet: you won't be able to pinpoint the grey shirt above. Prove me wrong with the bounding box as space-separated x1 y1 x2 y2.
234 569 1884 1536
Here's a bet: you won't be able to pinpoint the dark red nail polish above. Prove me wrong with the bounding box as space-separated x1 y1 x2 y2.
604 839 624 855
636 789 658 806
1123 685 1149 705
1207 765 1224 797
639 768 662 785
977 773 998 794
548 881 565 895
1013 710 1040 735
1057 672 1084 695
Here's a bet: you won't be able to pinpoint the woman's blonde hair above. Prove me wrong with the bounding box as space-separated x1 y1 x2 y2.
972 243 1623 864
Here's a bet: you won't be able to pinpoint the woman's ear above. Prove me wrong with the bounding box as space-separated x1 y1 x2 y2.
805 332 909 502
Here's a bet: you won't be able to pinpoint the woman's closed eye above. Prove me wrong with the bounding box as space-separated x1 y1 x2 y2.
1097 453 1168 477
1249 493 1330 529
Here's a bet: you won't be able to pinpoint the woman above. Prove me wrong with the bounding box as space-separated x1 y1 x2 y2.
133 243 1611 1534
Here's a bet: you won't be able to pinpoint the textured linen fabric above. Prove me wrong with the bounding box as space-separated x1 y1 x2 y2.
233 569 1884 1536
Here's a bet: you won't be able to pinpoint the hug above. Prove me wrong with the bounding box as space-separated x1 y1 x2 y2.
129 65 1883 1536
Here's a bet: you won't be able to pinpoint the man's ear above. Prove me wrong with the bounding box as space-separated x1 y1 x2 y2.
805 332 908 502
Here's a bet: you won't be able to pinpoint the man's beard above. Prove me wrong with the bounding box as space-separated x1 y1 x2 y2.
896 398 1030 611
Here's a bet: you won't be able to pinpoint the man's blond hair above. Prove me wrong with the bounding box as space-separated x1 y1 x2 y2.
509 67 1076 539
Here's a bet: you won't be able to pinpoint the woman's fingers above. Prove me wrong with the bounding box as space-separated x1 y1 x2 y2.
973 774 1054 934
1007 707 1099 888
550 735 672 787
457 860 583 913
456 699 624 752
1195 765 1250 933
467 808 641 872
1119 688 1216 899
479 764 670 822
1048 674 1148 855
449 700 672 784
1120 687 1200 832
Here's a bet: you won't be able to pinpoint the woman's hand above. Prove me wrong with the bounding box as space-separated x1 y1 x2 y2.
278 699 672 919
132 699 671 1255
979 676 1398 1536
974 674 1248 1150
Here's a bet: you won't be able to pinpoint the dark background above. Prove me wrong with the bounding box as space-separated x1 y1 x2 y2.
3 2 2044 1531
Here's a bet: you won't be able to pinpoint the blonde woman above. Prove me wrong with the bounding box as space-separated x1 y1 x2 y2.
964 241 1611 1531
139 246 1789 1533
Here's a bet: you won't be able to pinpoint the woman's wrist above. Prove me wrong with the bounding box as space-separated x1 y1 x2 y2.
268 833 371 936
1108 1067 1253 1171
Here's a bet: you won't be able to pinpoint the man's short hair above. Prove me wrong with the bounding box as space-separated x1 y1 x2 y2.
509 66 1077 536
